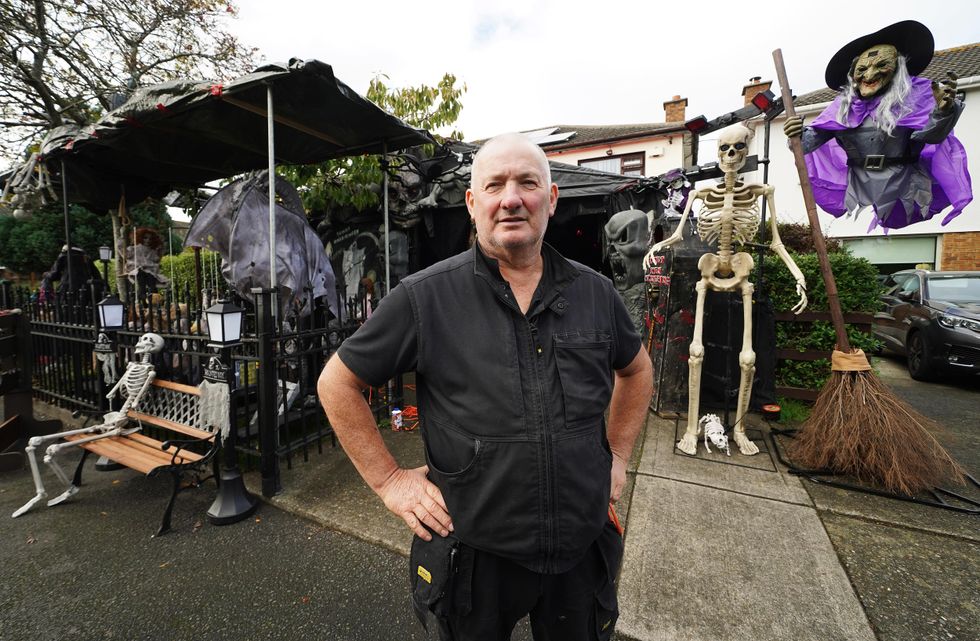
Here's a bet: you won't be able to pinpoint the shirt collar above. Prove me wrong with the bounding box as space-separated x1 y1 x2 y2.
472 241 580 300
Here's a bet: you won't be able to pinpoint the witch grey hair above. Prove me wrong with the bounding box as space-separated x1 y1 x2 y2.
837 55 913 137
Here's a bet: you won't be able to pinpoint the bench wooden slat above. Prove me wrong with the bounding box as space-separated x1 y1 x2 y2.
64 432 205 474
126 411 213 440
123 432 206 462
65 434 169 474
149 379 201 396
117 433 205 465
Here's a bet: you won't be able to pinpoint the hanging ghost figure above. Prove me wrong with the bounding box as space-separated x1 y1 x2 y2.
784 20 972 231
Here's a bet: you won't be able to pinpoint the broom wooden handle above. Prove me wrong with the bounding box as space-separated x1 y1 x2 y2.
772 49 852 353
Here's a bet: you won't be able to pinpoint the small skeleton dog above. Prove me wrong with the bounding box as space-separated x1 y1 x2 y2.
699 414 730 456
12 333 164 518
644 125 807 456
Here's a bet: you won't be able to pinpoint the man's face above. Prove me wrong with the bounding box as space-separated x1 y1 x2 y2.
852 44 898 98
466 137 558 256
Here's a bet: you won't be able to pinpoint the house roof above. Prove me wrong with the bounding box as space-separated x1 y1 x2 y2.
507 123 686 152
794 42 980 107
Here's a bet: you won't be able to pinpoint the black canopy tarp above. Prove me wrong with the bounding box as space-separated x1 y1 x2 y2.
38 59 434 210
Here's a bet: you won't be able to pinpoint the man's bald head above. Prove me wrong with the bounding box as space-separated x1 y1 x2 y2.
470 133 552 189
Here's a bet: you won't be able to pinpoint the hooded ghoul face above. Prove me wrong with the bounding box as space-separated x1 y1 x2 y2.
604 209 649 291
851 44 898 98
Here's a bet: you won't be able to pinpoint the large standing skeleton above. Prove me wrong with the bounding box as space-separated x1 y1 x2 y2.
12 333 164 518
644 125 807 456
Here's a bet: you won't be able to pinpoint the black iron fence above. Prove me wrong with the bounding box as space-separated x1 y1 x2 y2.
0 281 389 497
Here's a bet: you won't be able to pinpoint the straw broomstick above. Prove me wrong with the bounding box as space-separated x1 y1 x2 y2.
771 49 964 495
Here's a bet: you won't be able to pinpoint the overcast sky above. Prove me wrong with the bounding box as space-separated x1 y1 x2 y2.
231 0 979 140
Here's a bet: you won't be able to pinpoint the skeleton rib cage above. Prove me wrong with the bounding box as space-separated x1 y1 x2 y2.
696 183 762 252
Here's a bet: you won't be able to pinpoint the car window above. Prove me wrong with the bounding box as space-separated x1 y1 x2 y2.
899 275 921 296
882 274 904 295
926 275 980 303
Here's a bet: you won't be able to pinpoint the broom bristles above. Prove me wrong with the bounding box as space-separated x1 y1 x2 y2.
787 370 965 496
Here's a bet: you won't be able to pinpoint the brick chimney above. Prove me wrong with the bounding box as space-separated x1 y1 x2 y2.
741 76 772 106
663 95 687 123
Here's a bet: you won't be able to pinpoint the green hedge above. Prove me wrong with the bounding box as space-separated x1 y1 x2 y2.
763 249 883 391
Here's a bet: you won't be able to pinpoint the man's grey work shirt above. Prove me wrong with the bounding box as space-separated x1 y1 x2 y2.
338 242 641 573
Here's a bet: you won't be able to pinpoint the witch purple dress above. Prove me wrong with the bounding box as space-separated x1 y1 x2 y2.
801 77 972 230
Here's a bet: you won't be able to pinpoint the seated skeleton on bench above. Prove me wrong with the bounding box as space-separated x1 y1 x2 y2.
12 332 164 518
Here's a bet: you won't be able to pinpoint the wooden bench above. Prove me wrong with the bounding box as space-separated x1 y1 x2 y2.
63 379 220 535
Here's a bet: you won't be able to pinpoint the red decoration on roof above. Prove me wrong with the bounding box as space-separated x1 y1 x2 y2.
210 84 224 96
156 103 169 113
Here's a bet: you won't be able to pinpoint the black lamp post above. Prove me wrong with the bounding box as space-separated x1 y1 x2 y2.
204 299 257 525
94 292 125 470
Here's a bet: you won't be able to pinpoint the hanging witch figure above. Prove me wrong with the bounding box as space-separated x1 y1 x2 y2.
784 20 972 231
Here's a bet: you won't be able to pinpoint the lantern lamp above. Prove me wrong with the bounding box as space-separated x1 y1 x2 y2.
97 293 125 330
205 300 244 347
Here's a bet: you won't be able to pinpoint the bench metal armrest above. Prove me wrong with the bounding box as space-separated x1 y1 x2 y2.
161 433 219 466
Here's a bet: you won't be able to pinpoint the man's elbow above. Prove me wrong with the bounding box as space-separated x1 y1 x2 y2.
317 353 360 408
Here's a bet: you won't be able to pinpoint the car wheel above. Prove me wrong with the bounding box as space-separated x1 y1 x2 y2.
906 331 936 381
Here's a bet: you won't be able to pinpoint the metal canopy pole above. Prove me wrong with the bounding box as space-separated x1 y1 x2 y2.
382 140 390 297
60 160 74 292
266 83 277 303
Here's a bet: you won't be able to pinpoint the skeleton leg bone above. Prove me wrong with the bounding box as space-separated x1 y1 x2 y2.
733 277 759 455
678 278 709 455
43 427 130 506
11 424 113 517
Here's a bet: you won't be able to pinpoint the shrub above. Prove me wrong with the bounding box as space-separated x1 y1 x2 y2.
763 247 883 391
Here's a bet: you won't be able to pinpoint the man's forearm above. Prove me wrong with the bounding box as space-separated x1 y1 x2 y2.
607 349 654 461
317 354 400 494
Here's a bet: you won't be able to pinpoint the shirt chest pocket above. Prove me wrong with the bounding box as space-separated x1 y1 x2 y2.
554 331 613 427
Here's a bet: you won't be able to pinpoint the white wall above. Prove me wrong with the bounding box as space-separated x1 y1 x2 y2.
544 132 688 178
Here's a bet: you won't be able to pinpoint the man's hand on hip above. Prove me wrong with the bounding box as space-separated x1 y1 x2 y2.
378 465 453 540
610 453 628 503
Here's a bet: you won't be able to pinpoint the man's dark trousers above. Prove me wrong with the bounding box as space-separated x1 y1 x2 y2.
421 522 622 641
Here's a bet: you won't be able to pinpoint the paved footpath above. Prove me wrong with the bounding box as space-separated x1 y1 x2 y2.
1 355 976 641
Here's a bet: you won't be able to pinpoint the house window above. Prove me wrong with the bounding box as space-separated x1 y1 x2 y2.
579 152 645 176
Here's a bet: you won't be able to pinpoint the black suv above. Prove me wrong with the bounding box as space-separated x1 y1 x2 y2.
873 270 980 380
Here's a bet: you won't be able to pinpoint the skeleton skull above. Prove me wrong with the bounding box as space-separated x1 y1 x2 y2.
604 209 649 291
852 44 898 98
134 332 165 355
717 125 751 173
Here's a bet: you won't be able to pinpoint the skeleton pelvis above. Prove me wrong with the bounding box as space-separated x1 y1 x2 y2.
698 252 754 291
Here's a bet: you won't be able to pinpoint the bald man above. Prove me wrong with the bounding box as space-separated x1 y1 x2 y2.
318 133 652 641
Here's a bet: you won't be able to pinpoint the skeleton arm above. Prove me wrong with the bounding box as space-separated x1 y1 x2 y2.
129 370 157 412
643 190 700 269
764 188 808 314
106 373 126 401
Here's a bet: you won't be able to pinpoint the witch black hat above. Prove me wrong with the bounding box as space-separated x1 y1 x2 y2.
824 20 934 89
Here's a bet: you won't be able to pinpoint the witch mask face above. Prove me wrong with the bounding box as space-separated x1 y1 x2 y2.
852 44 898 98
